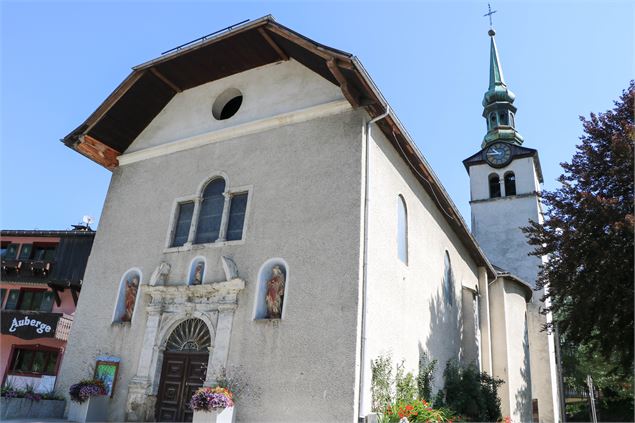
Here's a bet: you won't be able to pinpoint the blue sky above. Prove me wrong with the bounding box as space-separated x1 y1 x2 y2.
1 1 633 230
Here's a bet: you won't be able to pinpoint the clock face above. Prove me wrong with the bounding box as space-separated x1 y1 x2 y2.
485 142 512 167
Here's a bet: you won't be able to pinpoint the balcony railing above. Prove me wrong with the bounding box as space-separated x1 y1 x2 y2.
1 259 55 281
54 314 74 341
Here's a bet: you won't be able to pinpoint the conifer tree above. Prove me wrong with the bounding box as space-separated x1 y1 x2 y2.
523 81 634 375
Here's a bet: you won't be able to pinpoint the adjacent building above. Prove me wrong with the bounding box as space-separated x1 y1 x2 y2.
55 16 560 422
1 228 94 393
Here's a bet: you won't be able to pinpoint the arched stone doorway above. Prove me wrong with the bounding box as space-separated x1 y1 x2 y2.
125 279 244 422
155 319 211 422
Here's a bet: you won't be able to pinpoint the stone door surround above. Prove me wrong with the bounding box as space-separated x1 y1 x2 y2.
126 278 244 421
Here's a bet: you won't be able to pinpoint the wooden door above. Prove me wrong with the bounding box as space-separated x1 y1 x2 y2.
156 351 208 422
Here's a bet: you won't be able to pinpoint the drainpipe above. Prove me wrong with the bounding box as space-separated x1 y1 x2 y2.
358 106 390 422
479 266 493 375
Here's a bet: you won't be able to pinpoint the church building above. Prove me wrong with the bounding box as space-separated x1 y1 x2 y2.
57 16 560 422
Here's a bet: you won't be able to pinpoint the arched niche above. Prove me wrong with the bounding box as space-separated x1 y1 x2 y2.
253 258 289 320
188 256 206 285
113 268 142 323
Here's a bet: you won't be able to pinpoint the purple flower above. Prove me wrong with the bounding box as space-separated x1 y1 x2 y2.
69 380 106 403
2 389 18 399
189 387 234 411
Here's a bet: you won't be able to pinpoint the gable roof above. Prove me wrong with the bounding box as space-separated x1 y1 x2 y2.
62 15 496 277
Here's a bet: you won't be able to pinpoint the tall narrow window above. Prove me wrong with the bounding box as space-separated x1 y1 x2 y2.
172 202 194 247
397 195 408 264
226 193 248 241
443 251 454 306
196 178 226 244
489 174 501 198
504 172 516 196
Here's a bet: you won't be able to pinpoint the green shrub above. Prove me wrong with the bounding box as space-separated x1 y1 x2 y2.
371 354 394 412
417 352 437 401
395 360 418 404
435 360 503 422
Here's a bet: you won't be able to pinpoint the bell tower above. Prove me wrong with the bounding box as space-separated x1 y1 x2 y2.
463 27 543 285
463 25 561 422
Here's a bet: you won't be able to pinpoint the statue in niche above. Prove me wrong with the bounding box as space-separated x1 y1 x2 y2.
192 262 204 285
265 265 285 319
120 274 139 322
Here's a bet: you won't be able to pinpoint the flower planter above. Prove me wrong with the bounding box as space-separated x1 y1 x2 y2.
0 397 65 419
192 406 235 423
68 395 109 422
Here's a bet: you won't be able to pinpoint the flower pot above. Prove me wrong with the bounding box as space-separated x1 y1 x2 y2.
192 406 235 423
68 395 109 422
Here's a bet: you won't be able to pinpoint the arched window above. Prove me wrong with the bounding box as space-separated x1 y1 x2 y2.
498 111 509 125
504 172 516 196
195 178 226 244
113 269 141 323
397 195 408 265
489 174 501 198
443 251 454 306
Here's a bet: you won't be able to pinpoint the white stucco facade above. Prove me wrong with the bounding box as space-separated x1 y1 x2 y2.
57 52 503 422
468 154 561 422
360 125 483 413
56 18 555 422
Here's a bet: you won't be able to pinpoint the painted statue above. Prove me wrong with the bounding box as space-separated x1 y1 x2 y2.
120 275 139 322
265 265 285 319
192 262 204 285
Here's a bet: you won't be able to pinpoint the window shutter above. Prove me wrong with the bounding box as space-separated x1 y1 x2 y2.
5 289 20 310
39 291 55 312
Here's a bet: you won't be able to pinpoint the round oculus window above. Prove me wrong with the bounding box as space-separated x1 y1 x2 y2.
212 88 243 120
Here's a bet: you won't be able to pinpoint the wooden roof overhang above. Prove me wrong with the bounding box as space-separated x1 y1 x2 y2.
62 15 495 277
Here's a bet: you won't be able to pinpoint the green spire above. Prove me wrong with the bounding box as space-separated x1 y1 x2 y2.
481 28 523 148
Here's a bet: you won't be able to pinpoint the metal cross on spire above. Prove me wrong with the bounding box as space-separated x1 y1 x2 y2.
483 3 497 28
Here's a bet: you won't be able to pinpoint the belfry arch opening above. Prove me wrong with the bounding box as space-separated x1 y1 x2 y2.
489 173 501 198
504 171 516 196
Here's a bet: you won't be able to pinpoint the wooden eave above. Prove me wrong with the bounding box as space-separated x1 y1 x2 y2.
62 15 495 277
